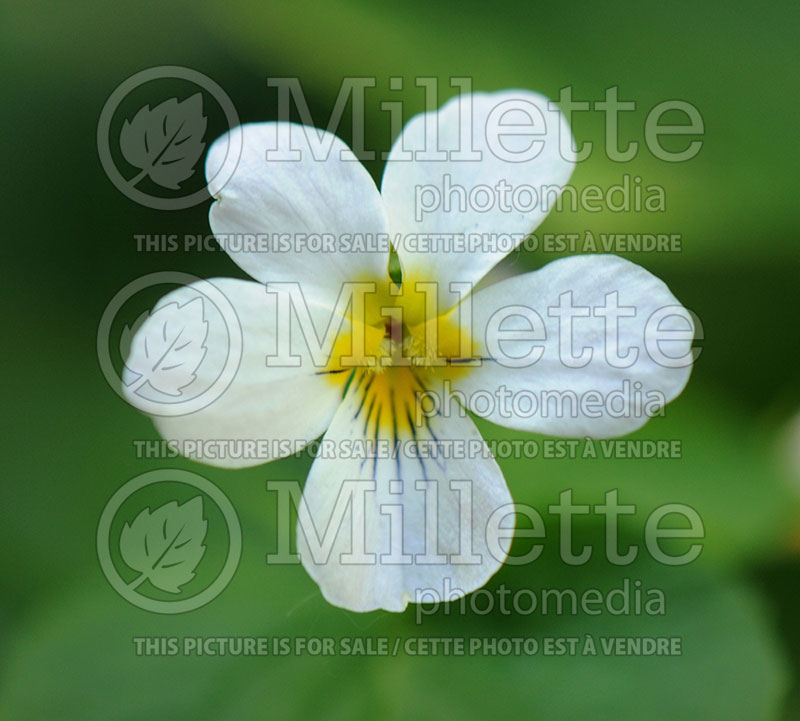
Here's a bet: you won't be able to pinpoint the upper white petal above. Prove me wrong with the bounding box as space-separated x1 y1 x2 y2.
297 373 513 612
123 278 347 468
381 90 575 307
206 122 390 304
451 255 695 438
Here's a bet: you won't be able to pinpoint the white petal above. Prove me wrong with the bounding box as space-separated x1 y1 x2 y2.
381 90 575 307
122 278 347 468
451 255 695 437
297 372 513 612
206 122 390 303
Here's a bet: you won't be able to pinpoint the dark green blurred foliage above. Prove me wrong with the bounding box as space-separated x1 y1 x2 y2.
1 0 799 718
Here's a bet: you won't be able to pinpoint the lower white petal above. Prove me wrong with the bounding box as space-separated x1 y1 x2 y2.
297 372 513 612
122 278 346 468
452 255 695 438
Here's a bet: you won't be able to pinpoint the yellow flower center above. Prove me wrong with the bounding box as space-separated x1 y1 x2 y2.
323 273 480 433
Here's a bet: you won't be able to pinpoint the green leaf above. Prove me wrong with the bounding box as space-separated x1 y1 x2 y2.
480 387 797 566
0 556 787 721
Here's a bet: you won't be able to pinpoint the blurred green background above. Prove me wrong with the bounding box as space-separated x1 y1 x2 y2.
1 0 799 718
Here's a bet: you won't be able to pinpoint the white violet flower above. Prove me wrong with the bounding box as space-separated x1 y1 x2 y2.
123 90 694 612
